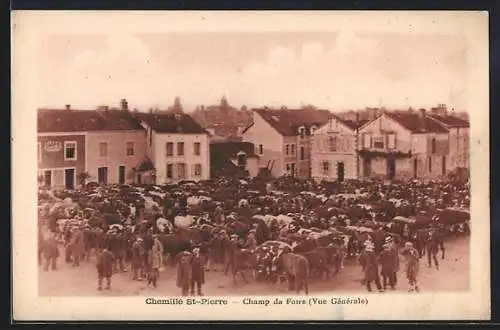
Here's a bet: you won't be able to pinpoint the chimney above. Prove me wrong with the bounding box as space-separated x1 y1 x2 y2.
418 108 427 131
65 104 71 110
120 98 128 111
355 113 360 122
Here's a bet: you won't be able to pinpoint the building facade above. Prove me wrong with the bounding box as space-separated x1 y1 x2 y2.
358 109 450 180
135 113 210 184
37 133 86 189
428 113 470 172
311 116 365 182
242 107 330 179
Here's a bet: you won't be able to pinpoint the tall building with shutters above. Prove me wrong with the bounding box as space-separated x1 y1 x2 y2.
134 112 210 184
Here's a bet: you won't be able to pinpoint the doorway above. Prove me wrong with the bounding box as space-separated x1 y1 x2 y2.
413 158 418 179
137 174 142 185
337 162 345 182
64 168 75 190
98 167 108 185
363 158 371 178
44 170 52 188
387 158 396 180
119 165 126 184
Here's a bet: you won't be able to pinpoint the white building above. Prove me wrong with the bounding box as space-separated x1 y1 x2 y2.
135 113 210 184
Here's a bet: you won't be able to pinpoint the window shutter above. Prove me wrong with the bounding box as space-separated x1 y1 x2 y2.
191 164 196 178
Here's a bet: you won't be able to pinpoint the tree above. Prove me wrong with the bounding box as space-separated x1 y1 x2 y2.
77 172 91 187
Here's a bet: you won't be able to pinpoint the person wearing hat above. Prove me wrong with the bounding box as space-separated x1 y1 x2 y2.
362 242 384 292
131 236 145 280
68 225 85 267
401 241 420 292
190 247 206 296
147 234 164 288
425 229 440 270
379 239 398 290
223 234 239 276
96 246 115 291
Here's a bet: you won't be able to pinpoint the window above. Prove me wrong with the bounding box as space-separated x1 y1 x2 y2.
237 152 247 167
258 144 263 155
363 134 372 149
290 163 296 176
194 142 201 156
166 142 174 156
291 144 296 156
428 156 432 172
194 164 202 177
64 141 77 160
99 142 108 157
299 127 305 138
286 164 291 173
285 144 290 156
373 136 384 149
177 142 185 156
126 142 134 156
166 164 173 179
177 163 186 180
98 167 108 185
327 136 337 152
300 146 305 160
38 142 41 163
322 161 330 175
118 166 126 184
431 138 437 154
387 134 396 149
310 125 317 135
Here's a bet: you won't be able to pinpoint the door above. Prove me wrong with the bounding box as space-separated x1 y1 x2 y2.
291 163 296 177
137 174 142 185
337 162 345 182
44 170 52 188
387 158 396 180
413 158 418 178
442 156 447 176
64 168 75 190
98 167 108 185
363 158 371 178
119 166 126 184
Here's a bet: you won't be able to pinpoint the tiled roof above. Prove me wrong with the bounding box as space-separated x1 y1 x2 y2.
427 114 470 128
338 118 370 130
134 113 208 134
385 112 449 134
38 109 144 133
254 108 331 136
210 141 258 160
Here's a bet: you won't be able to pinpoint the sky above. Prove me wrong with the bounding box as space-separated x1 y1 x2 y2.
38 31 468 112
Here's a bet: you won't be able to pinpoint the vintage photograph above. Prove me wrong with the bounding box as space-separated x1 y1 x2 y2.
12 11 489 320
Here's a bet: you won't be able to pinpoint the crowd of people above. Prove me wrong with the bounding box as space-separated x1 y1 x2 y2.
38 175 470 295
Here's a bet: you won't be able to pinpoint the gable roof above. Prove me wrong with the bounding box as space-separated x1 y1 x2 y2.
253 108 331 136
427 114 470 128
210 141 258 160
134 113 208 134
384 112 449 134
338 118 370 130
38 109 144 133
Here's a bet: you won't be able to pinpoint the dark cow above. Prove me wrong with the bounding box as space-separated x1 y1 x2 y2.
278 252 310 295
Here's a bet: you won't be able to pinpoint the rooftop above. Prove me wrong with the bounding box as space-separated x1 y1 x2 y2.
385 111 449 134
427 114 470 128
254 108 332 136
134 112 208 134
38 108 144 133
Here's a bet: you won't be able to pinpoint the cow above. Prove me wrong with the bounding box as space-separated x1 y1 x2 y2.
277 252 310 295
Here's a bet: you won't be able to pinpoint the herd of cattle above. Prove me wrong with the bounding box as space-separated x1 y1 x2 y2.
38 176 470 293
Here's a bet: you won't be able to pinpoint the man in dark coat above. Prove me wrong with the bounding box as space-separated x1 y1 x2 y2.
363 242 383 292
224 234 238 276
96 247 115 290
426 229 440 270
131 237 145 280
190 248 206 296
43 233 60 271
379 241 397 290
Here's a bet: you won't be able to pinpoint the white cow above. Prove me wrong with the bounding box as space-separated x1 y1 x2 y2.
174 215 196 229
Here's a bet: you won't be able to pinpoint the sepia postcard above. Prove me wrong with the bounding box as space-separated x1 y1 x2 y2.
11 11 490 321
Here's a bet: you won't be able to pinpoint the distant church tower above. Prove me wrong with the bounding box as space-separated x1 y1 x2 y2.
170 96 184 114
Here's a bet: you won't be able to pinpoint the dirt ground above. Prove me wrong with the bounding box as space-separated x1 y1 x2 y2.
39 236 470 297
